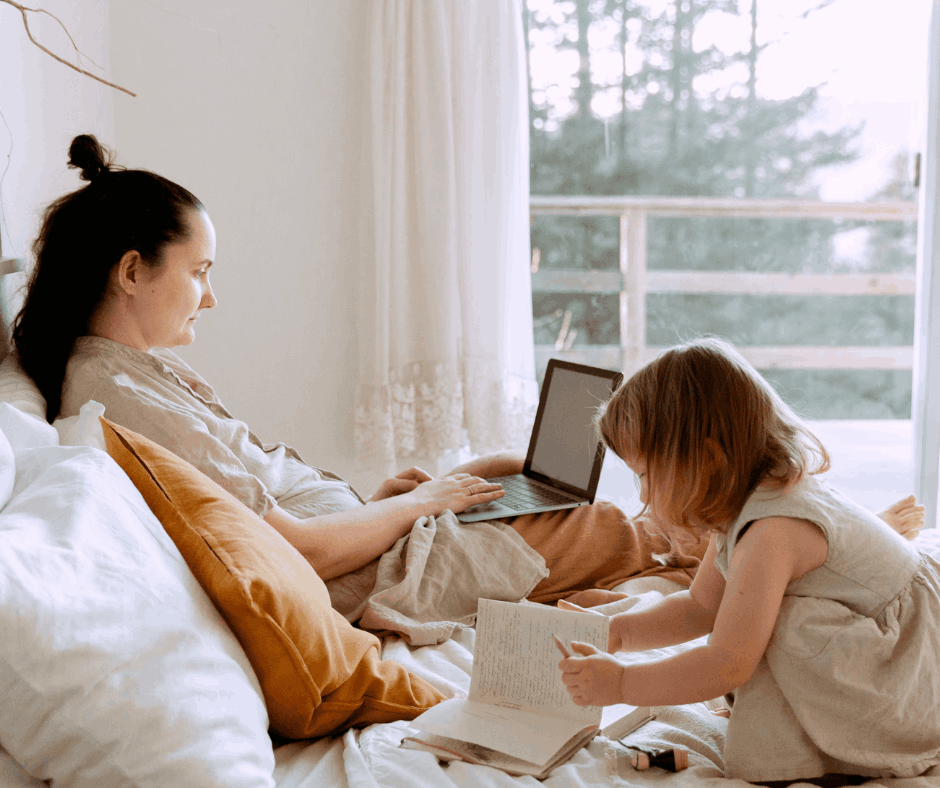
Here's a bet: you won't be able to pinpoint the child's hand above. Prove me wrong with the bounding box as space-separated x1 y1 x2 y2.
557 600 622 652
558 642 626 707
879 494 925 541
368 467 433 501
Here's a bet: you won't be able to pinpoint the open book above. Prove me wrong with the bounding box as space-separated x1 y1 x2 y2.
403 598 653 779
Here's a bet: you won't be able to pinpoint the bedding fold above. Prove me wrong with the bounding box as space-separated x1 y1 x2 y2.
329 512 550 646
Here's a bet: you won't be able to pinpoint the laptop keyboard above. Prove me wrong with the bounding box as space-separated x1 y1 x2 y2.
488 475 580 511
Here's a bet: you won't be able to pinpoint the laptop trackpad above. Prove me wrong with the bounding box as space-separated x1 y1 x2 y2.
456 500 515 522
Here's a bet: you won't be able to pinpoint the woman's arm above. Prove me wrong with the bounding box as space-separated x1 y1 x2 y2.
444 450 526 479
264 473 504 580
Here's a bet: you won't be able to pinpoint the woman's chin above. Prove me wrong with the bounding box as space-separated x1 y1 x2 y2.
163 329 197 348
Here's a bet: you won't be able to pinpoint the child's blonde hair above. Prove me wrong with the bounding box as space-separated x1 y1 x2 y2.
597 337 830 533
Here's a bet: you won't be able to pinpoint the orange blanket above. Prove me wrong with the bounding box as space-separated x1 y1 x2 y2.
507 502 709 604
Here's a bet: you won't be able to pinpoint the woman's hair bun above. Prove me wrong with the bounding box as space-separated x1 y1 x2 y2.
67 134 116 182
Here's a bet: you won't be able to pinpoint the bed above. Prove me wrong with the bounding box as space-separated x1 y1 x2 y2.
0 263 938 788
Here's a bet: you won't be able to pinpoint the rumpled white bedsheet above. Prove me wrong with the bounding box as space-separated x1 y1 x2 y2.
275 533 940 788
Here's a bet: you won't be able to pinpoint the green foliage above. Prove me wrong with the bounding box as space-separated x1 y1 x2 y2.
527 0 917 417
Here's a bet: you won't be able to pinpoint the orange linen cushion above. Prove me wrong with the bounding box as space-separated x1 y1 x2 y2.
100 417 445 739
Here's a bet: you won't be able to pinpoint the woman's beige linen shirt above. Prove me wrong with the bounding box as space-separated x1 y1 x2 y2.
60 336 364 519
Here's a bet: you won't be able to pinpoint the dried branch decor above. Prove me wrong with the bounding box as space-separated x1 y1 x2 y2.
0 0 136 255
1 0 136 97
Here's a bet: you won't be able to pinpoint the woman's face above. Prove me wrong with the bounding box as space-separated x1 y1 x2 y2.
134 209 217 349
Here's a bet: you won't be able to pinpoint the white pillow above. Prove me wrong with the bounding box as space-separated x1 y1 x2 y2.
0 406 277 788
0 355 46 422
52 399 107 451
0 425 12 513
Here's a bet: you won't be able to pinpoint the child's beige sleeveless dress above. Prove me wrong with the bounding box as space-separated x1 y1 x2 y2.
713 475 940 783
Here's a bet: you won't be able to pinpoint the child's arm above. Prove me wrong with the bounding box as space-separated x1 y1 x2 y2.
560 517 825 707
605 535 724 652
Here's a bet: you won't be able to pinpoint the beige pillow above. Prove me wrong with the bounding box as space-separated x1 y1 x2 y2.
101 417 445 739
0 354 46 421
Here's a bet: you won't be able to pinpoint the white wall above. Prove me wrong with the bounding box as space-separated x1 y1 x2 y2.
0 0 114 259
108 1 369 481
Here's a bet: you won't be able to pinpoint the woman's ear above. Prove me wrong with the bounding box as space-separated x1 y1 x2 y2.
115 250 144 295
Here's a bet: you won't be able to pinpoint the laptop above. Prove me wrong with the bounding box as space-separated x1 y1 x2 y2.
457 359 623 522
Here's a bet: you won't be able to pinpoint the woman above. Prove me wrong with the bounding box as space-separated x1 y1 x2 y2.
13 135 921 604
14 134 711 604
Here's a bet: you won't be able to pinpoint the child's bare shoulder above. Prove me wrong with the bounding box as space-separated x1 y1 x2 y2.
735 516 828 580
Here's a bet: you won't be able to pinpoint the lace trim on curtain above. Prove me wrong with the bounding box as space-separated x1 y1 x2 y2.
354 358 538 483
461 355 538 457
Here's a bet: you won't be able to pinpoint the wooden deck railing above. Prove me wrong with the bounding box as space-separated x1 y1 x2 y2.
529 196 919 377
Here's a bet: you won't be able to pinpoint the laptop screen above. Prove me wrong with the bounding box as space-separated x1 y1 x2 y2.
528 363 621 492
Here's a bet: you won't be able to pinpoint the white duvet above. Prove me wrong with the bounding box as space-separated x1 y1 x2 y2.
277 541 940 788
0 401 939 788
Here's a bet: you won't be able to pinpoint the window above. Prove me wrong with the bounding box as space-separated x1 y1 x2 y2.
526 0 929 419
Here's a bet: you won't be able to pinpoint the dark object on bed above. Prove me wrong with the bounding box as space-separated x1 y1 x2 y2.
628 746 690 772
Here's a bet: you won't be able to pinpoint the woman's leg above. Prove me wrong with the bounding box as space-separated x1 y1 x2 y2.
444 453 708 603
505 503 709 604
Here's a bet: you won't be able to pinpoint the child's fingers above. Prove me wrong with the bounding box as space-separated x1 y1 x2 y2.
559 648 598 675
559 668 592 706
570 641 600 657
559 656 584 675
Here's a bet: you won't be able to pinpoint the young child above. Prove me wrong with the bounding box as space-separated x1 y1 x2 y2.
557 338 940 783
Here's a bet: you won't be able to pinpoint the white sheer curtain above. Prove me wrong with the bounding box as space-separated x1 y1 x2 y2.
912 2 940 529
355 0 538 483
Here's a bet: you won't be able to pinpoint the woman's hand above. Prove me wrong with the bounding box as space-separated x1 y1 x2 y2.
558 642 627 707
558 599 622 652
404 472 504 516
368 467 434 502
879 494 925 541
444 450 525 479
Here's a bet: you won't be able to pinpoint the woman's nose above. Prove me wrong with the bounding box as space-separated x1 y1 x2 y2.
203 283 218 309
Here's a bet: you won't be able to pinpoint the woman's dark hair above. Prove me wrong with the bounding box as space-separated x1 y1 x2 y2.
12 134 204 420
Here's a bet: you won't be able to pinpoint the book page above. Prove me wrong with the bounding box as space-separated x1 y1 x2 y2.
410 699 594 768
403 728 596 779
469 599 609 724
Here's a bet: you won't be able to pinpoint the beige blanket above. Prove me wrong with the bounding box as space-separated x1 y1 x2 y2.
325 511 549 645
